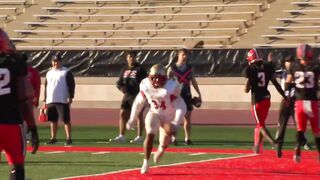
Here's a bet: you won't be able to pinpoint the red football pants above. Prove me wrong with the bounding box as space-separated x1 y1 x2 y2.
295 100 320 135
0 124 25 165
251 98 270 128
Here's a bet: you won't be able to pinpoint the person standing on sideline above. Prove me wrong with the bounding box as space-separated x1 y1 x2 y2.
0 28 39 180
167 48 202 145
126 64 187 174
110 51 147 144
273 55 311 158
285 44 320 163
244 48 286 154
44 55 75 145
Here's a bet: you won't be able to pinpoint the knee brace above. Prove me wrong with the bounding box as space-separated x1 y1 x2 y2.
10 164 24 180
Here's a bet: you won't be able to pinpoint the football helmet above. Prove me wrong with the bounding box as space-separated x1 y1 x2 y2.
0 29 15 54
149 64 167 88
246 48 262 64
296 43 313 60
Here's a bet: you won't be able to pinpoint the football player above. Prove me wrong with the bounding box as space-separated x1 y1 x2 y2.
0 29 39 180
244 48 286 154
286 44 320 163
127 64 187 174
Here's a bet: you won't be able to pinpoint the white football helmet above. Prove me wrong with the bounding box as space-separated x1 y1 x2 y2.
149 64 167 88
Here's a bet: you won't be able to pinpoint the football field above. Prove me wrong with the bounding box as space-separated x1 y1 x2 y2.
0 126 319 179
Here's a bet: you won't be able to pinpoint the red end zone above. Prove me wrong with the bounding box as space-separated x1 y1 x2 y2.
27 146 320 180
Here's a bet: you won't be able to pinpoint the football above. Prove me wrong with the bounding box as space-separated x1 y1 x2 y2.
192 97 202 108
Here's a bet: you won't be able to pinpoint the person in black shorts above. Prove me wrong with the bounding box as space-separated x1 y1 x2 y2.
44 55 75 145
167 49 202 145
109 51 147 144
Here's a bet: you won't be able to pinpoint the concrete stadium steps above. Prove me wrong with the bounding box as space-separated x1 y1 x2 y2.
5 0 275 49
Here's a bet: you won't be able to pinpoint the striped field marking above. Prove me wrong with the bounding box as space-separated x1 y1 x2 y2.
44 151 65 154
53 153 257 180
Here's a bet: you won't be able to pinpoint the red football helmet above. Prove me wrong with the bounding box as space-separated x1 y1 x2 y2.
296 43 313 60
246 48 262 64
0 29 15 54
149 64 167 88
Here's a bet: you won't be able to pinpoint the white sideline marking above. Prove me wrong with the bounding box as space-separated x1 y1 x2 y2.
45 151 65 154
189 152 207 156
96 141 110 144
53 153 257 180
91 152 111 155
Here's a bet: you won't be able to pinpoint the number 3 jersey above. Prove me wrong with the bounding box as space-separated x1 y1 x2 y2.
245 61 275 104
288 62 320 100
140 78 181 115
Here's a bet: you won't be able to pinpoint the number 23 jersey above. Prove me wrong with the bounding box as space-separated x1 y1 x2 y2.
288 62 320 100
140 78 181 115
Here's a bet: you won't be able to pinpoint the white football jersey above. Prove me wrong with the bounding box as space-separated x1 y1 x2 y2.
140 78 181 115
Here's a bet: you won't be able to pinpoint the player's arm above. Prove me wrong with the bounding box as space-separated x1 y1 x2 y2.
244 78 250 93
191 74 202 101
167 66 174 80
271 76 286 99
66 71 75 104
32 68 41 108
126 91 147 130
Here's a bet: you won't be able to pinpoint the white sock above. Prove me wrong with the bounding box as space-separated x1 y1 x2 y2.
143 158 149 165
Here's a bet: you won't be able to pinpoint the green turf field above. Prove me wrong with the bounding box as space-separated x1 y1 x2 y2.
0 125 314 179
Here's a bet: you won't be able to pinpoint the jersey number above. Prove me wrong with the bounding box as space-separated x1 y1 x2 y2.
0 68 11 95
257 72 266 87
295 71 315 88
151 100 166 110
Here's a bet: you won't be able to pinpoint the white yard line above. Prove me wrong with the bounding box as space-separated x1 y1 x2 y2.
45 151 65 154
91 152 111 155
189 152 207 156
53 153 257 180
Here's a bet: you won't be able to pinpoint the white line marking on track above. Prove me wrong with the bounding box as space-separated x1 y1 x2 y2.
189 152 207 156
45 151 65 154
53 153 257 180
96 142 110 144
91 152 111 155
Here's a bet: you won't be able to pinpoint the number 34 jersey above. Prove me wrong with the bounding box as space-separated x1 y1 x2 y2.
288 62 320 100
245 62 275 104
140 78 181 115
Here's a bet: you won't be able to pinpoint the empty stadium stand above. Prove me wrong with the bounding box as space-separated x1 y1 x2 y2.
3 0 274 50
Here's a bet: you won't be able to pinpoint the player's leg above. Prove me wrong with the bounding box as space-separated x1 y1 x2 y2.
46 104 59 144
141 112 160 174
130 106 146 144
184 111 192 145
3 125 26 180
275 99 291 157
308 101 320 161
57 104 72 145
154 123 172 164
293 100 307 163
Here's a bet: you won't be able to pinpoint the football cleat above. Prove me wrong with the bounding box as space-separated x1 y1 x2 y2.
303 143 311 150
140 160 149 174
154 148 165 164
46 138 57 145
129 136 144 144
109 135 126 143
293 155 301 163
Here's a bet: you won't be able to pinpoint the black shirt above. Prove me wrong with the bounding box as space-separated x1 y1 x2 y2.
245 61 275 104
0 54 27 124
116 63 147 96
288 61 320 100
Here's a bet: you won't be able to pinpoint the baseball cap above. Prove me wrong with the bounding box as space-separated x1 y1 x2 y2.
51 54 62 62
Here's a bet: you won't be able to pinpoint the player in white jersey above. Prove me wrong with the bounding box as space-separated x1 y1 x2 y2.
127 64 187 174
